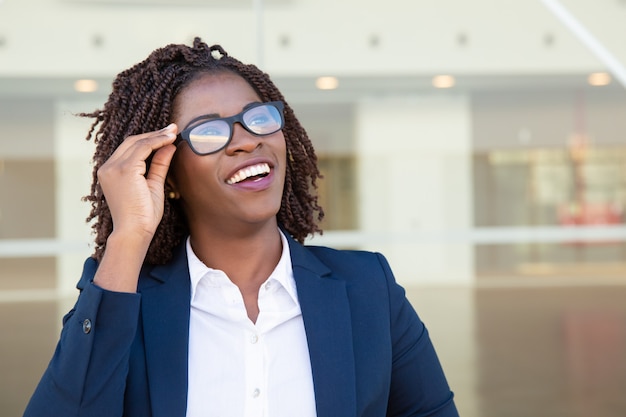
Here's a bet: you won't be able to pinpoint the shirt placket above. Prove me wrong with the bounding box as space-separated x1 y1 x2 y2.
244 320 265 416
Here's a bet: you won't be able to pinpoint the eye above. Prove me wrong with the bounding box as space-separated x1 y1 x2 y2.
244 106 281 133
190 120 228 137
245 109 272 127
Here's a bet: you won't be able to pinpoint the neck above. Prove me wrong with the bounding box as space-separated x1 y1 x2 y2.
188 221 283 289
188 222 283 324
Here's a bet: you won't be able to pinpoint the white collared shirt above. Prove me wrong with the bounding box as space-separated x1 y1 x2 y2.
185 232 317 417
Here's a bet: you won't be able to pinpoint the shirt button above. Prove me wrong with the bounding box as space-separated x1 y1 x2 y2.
82 319 92 334
252 388 260 398
250 334 259 344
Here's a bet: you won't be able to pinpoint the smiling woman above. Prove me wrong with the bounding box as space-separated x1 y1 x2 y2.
22 37 459 417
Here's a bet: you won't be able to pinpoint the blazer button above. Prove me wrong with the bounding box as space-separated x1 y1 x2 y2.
82 319 92 334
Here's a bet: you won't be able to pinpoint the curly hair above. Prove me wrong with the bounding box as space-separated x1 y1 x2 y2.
81 37 324 265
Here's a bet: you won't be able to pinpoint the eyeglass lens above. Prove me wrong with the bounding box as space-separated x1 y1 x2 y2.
186 103 283 155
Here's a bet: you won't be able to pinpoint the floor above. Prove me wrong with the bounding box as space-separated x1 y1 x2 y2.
409 283 626 417
1 283 625 417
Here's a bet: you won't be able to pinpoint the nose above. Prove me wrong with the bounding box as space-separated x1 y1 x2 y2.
224 122 261 155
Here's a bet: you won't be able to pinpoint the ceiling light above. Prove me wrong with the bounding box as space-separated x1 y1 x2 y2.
74 79 98 93
587 72 611 86
315 76 339 90
432 75 455 89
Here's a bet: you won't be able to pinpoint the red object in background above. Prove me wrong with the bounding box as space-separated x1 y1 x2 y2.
558 202 624 245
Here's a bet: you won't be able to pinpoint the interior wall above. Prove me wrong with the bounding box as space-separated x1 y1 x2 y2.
0 99 57 292
356 93 473 285
472 89 626 152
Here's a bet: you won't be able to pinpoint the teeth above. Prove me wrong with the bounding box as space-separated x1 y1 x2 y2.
227 163 271 185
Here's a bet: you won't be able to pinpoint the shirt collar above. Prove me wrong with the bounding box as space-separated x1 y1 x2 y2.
186 230 297 304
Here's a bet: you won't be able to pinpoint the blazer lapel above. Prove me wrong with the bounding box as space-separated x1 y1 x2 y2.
139 244 191 417
289 238 357 417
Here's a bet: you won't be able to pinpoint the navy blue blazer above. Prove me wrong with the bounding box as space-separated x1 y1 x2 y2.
24 235 458 417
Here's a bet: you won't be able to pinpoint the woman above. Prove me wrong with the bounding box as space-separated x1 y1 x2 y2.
24 38 459 417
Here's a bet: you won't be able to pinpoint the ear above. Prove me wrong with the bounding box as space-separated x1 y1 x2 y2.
165 175 181 200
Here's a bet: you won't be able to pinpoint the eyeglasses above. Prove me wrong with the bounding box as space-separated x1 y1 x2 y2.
174 101 285 155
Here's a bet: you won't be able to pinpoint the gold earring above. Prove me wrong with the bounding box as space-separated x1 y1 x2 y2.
168 191 177 199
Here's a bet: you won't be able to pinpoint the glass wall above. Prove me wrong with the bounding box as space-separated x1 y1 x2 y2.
0 98 61 416
3 1 626 415
472 88 626 281
2 83 626 292
3 68 626 417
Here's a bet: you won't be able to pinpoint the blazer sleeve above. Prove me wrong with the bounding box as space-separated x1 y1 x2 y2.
378 253 459 417
23 257 141 417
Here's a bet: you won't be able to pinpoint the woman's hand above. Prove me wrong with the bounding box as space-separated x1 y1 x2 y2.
97 124 178 242
93 124 178 292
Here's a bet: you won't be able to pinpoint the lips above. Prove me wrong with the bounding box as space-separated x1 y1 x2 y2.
226 162 271 185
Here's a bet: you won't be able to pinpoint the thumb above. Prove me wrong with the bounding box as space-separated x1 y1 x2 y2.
146 144 177 188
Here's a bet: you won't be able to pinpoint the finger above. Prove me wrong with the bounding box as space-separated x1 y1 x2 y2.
109 124 177 163
146 144 177 186
121 123 177 148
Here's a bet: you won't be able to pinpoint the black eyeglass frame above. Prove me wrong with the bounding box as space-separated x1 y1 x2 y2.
173 101 285 156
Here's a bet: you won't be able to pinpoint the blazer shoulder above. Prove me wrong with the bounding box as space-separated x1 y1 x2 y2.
302 244 392 279
304 244 380 261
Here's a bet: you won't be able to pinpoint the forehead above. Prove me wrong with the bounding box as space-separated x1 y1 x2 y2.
173 72 261 125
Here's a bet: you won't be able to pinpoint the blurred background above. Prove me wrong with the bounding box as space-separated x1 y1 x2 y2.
1 0 625 416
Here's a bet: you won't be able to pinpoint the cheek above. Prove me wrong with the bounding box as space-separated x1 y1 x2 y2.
277 133 287 159
278 142 288 177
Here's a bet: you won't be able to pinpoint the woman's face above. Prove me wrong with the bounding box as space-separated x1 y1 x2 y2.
168 71 287 236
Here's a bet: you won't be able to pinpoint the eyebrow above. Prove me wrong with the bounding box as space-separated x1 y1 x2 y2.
242 101 262 111
183 101 263 129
